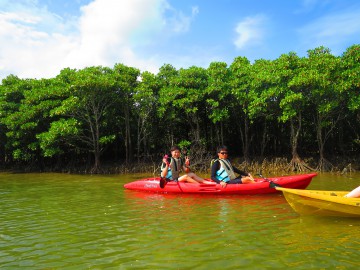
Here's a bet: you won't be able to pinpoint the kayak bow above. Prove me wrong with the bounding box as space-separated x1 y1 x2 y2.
276 187 360 217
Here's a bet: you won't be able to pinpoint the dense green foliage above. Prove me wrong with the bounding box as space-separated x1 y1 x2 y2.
1 45 359 172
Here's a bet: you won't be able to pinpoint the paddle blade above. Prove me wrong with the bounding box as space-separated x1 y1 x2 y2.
269 181 281 188
159 177 166 188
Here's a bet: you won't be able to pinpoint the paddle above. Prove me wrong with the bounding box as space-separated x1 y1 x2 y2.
159 177 166 188
257 173 281 188
159 154 170 188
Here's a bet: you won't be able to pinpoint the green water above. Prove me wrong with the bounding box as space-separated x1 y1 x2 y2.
1 172 360 269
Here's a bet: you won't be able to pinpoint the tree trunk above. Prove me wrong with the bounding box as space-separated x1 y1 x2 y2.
195 117 201 142
91 151 101 174
124 100 133 164
316 114 333 171
260 119 269 159
137 117 141 163
239 115 250 163
287 114 314 172
91 113 102 174
220 122 224 146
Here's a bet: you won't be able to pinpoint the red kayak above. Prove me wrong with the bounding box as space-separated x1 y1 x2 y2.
124 173 317 195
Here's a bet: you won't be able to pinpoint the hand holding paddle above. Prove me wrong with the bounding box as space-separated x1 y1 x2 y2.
160 154 170 188
184 156 191 173
163 154 170 166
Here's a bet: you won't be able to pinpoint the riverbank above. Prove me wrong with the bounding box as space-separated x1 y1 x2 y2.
1 155 359 175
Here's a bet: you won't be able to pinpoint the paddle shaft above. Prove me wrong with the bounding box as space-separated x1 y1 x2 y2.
258 174 281 188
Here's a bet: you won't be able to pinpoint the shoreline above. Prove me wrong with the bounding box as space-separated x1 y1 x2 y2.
1 155 358 175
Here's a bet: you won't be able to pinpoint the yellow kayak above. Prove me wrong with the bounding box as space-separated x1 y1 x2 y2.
276 187 360 217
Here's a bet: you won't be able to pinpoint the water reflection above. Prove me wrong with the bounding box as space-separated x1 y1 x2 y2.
1 172 360 269
275 216 360 268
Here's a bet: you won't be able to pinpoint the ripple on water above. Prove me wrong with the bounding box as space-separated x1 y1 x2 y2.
1 173 360 269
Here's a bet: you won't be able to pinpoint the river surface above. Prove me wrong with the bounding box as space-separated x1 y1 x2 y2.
1 172 360 269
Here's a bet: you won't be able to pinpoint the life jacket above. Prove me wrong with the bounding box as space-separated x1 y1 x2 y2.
161 157 183 181
213 158 236 182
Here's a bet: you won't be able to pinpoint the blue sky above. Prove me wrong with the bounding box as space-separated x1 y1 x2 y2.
1 0 360 80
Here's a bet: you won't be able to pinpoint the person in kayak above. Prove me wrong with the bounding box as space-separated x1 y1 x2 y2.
344 186 360 198
160 145 212 187
211 145 255 188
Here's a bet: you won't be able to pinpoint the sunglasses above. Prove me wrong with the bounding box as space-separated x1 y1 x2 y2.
220 152 228 155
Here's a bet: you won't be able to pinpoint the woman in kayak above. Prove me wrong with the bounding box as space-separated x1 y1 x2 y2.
345 186 360 198
160 145 212 187
211 145 255 188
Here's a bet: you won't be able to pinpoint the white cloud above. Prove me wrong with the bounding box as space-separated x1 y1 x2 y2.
234 14 266 49
192 6 199 16
65 0 165 70
298 8 360 54
0 9 72 78
298 0 332 12
301 0 320 9
0 0 196 80
161 3 198 34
